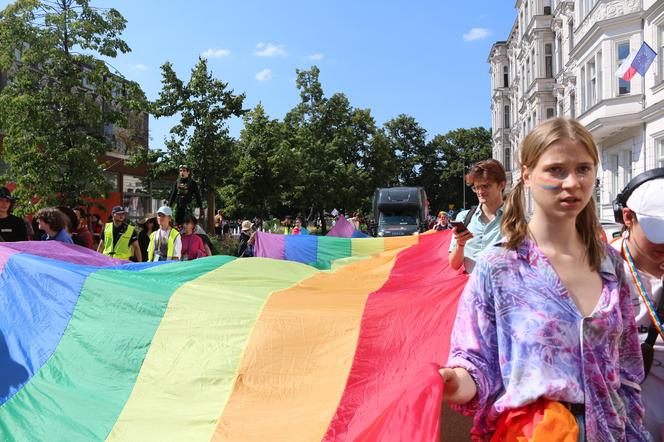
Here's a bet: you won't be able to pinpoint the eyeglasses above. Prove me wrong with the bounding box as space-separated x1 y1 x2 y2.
471 183 493 193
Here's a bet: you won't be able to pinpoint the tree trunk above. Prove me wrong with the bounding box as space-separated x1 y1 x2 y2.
206 191 215 233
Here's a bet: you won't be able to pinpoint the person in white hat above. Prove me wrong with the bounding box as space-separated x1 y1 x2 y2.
612 168 664 441
147 206 182 262
237 220 255 257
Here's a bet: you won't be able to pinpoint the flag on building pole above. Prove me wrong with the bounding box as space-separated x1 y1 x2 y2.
616 42 658 81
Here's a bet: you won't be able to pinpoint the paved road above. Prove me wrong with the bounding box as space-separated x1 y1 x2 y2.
440 404 473 441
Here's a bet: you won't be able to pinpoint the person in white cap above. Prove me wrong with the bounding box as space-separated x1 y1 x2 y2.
612 167 664 441
147 206 182 262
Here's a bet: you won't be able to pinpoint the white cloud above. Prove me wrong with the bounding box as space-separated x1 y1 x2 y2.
201 48 231 58
254 42 286 57
463 27 491 41
307 53 324 61
255 68 273 81
130 64 149 71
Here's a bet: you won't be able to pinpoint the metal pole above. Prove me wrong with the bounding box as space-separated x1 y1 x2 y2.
462 159 466 210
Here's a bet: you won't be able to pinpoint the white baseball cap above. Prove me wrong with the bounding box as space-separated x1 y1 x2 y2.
626 178 664 244
157 206 173 217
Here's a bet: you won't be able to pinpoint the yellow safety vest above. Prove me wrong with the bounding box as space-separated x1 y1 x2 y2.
148 228 180 262
102 223 135 260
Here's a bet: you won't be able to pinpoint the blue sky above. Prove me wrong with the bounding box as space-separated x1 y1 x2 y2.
2 0 517 148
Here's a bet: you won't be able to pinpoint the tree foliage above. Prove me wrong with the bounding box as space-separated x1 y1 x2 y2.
151 57 246 227
0 0 146 212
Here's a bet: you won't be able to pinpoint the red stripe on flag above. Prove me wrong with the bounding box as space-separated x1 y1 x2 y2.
323 231 469 441
623 66 638 81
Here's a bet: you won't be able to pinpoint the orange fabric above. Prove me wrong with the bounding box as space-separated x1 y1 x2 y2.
211 249 401 441
491 399 578 442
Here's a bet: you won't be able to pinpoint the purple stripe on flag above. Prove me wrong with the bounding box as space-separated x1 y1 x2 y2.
253 231 286 259
0 241 125 267
327 215 358 238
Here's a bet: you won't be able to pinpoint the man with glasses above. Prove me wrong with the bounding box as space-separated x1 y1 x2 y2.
448 159 507 273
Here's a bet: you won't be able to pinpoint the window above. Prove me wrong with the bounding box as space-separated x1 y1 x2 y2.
503 66 509 87
532 50 536 81
588 59 596 107
544 0 552 15
559 97 564 117
570 91 576 118
582 0 596 18
546 108 555 119
622 150 633 186
618 42 631 95
659 25 664 83
610 154 620 199
557 35 563 73
504 105 511 128
568 21 574 53
545 44 553 78
597 51 602 101
533 111 537 125
658 140 664 168
526 57 531 87
525 1 529 25
580 67 586 111
504 146 512 172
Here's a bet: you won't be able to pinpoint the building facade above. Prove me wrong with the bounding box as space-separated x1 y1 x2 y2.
0 64 166 224
489 0 664 219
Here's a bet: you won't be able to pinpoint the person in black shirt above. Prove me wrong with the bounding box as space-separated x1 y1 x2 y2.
168 165 203 226
0 187 27 242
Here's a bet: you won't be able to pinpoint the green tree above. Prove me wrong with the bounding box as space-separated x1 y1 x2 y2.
152 57 246 230
430 127 492 211
219 103 290 218
383 114 427 186
0 0 146 212
283 66 376 231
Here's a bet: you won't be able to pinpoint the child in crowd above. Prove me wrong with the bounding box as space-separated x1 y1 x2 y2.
181 214 207 261
439 118 650 440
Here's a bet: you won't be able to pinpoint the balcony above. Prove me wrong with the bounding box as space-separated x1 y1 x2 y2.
577 94 643 141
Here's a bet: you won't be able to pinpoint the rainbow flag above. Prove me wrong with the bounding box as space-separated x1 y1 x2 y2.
0 232 468 441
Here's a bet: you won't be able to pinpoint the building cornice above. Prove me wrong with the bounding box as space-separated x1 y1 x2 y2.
641 98 664 122
644 0 664 21
574 0 642 55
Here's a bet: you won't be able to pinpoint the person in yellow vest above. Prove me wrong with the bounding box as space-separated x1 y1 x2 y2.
96 206 141 261
147 206 182 262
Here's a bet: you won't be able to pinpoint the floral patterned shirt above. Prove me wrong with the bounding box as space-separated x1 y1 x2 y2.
447 239 651 441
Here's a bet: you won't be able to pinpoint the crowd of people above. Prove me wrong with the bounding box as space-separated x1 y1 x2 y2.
439 118 663 440
2 117 663 439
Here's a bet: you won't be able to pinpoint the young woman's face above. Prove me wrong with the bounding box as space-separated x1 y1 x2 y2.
184 221 194 234
523 138 596 221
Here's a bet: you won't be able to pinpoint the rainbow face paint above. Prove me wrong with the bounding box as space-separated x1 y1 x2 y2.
536 176 562 190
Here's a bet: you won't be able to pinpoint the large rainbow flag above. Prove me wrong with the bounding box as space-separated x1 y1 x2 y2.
0 231 468 441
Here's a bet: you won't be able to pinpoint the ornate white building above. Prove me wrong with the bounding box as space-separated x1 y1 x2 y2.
489 0 664 219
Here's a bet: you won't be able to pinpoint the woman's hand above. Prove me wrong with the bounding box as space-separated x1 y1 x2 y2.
439 367 477 404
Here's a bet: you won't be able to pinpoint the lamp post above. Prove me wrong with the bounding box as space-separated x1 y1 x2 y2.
462 159 466 210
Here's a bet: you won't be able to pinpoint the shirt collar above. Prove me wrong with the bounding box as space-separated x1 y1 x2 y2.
516 237 618 280
474 203 504 219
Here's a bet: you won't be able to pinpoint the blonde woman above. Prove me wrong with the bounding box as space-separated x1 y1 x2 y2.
439 118 650 440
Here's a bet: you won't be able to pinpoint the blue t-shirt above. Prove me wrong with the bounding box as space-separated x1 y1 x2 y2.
448 204 504 273
43 229 74 244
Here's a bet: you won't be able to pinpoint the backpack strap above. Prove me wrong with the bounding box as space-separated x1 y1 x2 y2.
463 205 478 226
